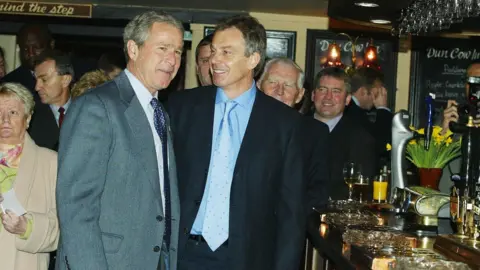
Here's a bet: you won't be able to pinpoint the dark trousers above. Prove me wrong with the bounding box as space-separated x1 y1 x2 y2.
178 238 229 270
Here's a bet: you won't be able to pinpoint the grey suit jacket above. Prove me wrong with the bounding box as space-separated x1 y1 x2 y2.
55 71 179 270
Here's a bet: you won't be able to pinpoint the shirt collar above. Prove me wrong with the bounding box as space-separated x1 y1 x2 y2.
351 95 360 106
316 113 343 132
124 69 158 106
215 81 256 108
50 97 72 112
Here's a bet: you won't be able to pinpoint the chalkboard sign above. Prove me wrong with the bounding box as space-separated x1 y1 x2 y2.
409 36 480 127
305 30 398 109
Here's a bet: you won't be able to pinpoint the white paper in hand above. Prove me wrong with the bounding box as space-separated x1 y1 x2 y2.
1 189 26 216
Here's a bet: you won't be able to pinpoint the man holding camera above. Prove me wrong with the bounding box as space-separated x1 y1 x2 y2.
442 61 480 133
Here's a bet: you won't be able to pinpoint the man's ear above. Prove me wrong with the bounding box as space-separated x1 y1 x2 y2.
346 94 352 105
127 40 139 61
62 74 72 88
248 52 260 71
50 39 55 49
295 87 305 104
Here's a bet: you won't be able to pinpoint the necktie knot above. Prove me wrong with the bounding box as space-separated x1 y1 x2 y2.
224 100 237 117
150 97 160 109
58 107 65 128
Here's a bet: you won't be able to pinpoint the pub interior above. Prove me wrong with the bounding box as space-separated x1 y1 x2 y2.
2 0 480 269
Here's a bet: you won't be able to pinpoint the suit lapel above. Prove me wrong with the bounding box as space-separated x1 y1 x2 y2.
117 72 162 212
193 87 216 190
233 90 266 174
15 134 37 207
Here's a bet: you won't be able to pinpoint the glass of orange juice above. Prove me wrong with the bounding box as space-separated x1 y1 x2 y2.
373 174 388 203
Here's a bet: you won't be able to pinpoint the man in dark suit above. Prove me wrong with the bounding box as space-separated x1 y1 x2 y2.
346 67 392 160
29 50 73 150
55 11 183 270
257 57 330 211
311 67 377 200
168 15 306 270
1 24 54 94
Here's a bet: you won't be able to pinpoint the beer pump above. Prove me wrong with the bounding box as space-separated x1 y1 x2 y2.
390 110 414 204
449 76 480 239
389 97 450 225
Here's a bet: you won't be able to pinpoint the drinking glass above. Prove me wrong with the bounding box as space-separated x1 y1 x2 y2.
343 162 361 201
353 175 370 203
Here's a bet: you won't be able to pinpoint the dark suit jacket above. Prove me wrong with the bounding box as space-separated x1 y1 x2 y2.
345 101 392 161
168 86 307 270
1 65 36 95
328 115 377 200
301 116 330 211
28 102 59 151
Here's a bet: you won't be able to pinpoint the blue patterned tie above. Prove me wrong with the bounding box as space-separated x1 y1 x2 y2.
202 100 237 251
150 97 171 250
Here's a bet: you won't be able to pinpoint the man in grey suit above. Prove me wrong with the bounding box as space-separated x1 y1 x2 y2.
55 11 184 270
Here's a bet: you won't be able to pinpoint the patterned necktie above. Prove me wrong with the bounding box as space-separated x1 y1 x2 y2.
58 107 65 128
202 100 237 251
150 97 171 249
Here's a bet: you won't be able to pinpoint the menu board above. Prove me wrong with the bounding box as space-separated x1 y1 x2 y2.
305 30 398 109
409 36 480 127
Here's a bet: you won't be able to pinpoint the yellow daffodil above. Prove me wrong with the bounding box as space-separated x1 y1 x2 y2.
405 125 461 169
386 143 392 151
446 137 453 146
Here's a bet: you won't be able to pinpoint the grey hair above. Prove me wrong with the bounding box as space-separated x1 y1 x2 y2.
0 83 35 117
123 11 184 59
258 58 305 90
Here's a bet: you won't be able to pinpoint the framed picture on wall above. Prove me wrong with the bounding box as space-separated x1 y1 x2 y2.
204 27 296 60
305 30 398 110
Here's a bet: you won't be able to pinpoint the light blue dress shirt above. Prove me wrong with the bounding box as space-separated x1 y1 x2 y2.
191 81 256 235
49 98 71 126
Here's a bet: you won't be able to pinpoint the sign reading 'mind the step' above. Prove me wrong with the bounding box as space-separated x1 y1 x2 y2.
0 1 92 18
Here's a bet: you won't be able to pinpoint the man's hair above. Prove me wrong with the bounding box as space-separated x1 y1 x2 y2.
350 67 384 94
71 70 109 98
195 34 213 64
34 50 74 78
123 11 184 60
258 58 305 90
0 46 4 59
215 15 267 77
313 67 351 94
17 24 53 46
98 49 126 73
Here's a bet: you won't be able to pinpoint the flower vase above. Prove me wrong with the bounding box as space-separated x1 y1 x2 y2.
418 168 443 190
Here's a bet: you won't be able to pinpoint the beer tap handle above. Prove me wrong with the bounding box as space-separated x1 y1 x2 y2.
424 93 434 150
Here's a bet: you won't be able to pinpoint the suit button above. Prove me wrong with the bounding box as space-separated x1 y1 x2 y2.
183 228 189 234
194 200 201 206
153 246 160 252
156 215 163 222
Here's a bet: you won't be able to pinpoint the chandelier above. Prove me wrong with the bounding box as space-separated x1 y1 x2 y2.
392 0 480 36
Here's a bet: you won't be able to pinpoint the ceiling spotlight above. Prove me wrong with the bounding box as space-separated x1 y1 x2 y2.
370 19 391 24
354 2 379 7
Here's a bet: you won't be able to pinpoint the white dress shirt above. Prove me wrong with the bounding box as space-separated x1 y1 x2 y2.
125 69 165 211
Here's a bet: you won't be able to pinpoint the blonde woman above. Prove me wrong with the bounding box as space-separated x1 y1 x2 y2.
0 82 59 270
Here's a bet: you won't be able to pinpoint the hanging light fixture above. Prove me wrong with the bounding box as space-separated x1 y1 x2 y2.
323 41 344 68
363 39 380 70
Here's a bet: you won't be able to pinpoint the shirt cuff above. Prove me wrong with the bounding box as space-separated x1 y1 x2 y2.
18 216 33 240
